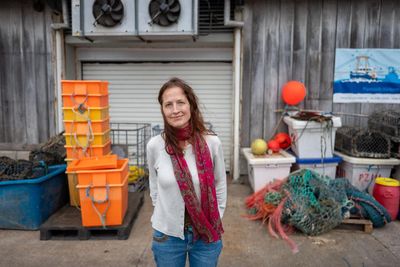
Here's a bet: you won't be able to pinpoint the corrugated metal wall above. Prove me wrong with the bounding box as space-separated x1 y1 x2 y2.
82 62 233 169
241 0 400 146
0 0 55 144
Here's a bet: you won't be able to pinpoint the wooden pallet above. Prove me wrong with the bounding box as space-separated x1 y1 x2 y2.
40 191 144 240
339 217 373 234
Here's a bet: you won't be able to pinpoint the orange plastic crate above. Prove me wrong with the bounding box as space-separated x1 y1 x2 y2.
74 159 129 185
65 153 112 168
65 141 112 159
77 174 128 227
62 80 108 95
67 154 118 172
63 117 110 134
62 94 109 108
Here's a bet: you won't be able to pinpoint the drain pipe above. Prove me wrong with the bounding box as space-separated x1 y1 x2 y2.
225 0 243 181
51 0 69 133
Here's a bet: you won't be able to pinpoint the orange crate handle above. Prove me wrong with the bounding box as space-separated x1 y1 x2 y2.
85 183 110 228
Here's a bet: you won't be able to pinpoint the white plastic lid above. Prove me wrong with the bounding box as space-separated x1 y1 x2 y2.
242 148 296 165
283 116 342 129
334 150 400 165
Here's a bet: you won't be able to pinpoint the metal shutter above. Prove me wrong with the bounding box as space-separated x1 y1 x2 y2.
82 62 233 169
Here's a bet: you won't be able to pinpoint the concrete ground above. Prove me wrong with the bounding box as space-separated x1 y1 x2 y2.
1 177 399 267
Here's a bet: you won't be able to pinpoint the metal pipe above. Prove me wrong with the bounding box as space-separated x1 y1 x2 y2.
224 0 243 181
55 31 63 133
51 0 69 30
224 0 244 27
50 0 69 133
232 25 241 181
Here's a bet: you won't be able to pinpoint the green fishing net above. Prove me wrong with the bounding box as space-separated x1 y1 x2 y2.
282 169 352 235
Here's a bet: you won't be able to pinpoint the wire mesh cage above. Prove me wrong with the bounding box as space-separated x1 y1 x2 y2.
390 139 400 158
335 126 391 159
368 110 400 140
110 122 151 191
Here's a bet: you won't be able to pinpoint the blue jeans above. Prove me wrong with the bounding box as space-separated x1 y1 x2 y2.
151 227 223 267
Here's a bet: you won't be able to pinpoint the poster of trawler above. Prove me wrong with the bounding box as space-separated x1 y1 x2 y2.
333 49 400 103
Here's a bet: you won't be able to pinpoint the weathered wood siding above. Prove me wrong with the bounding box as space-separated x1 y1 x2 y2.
242 0 400 146
0 0 55 144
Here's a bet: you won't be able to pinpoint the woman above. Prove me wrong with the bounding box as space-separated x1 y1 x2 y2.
146 77 227 267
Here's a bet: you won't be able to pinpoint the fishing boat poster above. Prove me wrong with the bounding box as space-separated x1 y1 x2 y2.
333 49 400 103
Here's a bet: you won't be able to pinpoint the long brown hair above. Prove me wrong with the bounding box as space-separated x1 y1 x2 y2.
158 77 211 154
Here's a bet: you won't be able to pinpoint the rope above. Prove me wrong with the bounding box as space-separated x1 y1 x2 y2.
86 183 111 228
70 107 94 156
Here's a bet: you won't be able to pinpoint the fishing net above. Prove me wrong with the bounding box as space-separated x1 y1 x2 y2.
282 169 351 235
245 169 391 253
0 157 47 181
29 132 66 165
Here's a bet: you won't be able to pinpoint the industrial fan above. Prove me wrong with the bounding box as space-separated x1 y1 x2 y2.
92 0 124 27
148 0 181 26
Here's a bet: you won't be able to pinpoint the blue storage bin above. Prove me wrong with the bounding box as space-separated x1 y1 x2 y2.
293 156 342 179
0 164 68 230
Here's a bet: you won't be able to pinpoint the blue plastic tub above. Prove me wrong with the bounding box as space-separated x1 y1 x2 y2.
293 156 342 179
0 164 68 230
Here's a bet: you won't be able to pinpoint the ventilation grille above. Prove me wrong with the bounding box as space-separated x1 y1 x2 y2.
198 0 234 34
65 0 237 36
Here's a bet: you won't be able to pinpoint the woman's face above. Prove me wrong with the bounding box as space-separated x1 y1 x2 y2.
161 86 191 129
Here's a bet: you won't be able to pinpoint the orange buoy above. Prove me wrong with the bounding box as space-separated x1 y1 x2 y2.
281 81 306 106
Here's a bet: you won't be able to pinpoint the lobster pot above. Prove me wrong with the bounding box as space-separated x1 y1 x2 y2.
368 110 400 139
390 139 400 159
335 126 391 159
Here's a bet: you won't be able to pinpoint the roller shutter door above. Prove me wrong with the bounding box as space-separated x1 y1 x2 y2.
82 62 233 169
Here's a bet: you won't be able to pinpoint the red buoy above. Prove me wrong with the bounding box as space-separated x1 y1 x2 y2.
281 81 306 106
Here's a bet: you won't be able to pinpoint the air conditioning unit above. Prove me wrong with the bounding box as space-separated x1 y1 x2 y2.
71 0 136 37
137 0 198 39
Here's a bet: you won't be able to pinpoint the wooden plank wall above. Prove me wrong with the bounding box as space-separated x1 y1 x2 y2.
0 0 55 145
241 0 400 146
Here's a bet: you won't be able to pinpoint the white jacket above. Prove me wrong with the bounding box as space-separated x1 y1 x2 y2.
146 134 227 240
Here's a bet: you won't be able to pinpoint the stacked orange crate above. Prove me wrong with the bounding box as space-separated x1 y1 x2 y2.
62 80 111 206
67 157 129 227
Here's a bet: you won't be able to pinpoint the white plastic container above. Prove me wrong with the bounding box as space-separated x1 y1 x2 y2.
283 115 342 158
335 151 400 193
292 156 342 179
242 148 296 192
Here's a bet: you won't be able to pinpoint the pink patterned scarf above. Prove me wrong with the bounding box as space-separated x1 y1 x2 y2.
167 125 223 243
